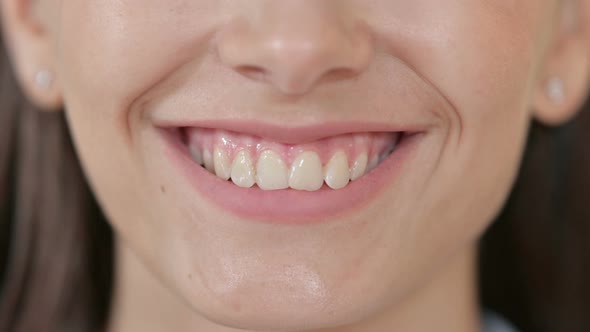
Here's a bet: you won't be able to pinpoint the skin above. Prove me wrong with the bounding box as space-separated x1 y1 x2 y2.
2 1 590 331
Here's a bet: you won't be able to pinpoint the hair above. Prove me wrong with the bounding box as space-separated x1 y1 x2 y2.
0 32 113 332
0 21 589 332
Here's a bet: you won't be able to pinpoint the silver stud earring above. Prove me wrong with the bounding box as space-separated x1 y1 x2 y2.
547 77 565 105
35 69 54 90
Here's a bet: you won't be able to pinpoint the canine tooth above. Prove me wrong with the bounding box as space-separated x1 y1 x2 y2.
203 149 214 173
189 146 204 165
289 151 323 191
367 155 379 173
256 150 289 190
214 147 231 180
231 150 255 188
350 153 368 181
324 151 350 190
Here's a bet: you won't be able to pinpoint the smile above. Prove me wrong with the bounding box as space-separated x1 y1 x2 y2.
182 128 401 191
158 121 424 223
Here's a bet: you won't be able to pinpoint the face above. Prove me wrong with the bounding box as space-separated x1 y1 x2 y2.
5 0 589 331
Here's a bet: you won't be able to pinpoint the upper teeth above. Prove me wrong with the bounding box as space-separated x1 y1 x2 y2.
256 150 290 190
324 151 350 190
185 129 400 191
350 153 368 181
214 146 232 181
231 150 256 188
289 151 324 191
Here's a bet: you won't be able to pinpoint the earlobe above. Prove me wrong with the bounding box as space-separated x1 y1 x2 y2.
533 0 590 126
0 0 63 111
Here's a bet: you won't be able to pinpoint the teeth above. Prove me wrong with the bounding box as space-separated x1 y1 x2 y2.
378 146 394 164
289 151 324 191
214 147 232 180
367 155 379 173
256 150 289 190
231 150 256 188
350 153 368 181
324 151 350 190
190 146 204 165
197 143 396 190
203 149 215 173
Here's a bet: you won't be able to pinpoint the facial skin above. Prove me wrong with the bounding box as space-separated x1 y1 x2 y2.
2 1 590 331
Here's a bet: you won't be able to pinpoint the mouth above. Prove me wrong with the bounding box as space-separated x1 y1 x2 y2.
157 121 423 223
181 128 402 191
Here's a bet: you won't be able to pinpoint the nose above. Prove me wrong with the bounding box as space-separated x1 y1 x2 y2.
215 2 374 96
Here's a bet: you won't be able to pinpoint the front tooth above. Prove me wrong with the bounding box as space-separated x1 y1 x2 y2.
289 151 324 191
231 150 255 188
203 149 214 173
190 145 204 165
350 153 368 181
324 151 350 190
256 150 289 190
214 147 231 180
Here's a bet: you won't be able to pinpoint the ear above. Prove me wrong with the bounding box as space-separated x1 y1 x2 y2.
533 0 590 126
0 0 62 111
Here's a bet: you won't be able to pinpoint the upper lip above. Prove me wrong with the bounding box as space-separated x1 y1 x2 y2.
155 119 429 145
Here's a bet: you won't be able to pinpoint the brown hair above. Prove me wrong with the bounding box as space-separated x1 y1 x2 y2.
0 33 112 332
0 23 589 332
479 96 590 332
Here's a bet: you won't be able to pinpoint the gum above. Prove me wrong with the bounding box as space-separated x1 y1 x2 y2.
185 128 399 166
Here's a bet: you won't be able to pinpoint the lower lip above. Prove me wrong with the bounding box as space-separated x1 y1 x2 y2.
158 128 422 224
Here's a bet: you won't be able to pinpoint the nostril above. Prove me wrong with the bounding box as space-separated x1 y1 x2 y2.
215 12 375 95
323 67 363 83
235 65 268 82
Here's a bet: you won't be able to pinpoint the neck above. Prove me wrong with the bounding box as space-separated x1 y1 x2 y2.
107 238 481 332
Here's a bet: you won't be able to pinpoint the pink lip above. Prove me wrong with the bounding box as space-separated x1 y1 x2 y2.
157 121 424 224
154 119 427 144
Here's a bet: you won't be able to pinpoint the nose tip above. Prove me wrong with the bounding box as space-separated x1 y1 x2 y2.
215 10 374 96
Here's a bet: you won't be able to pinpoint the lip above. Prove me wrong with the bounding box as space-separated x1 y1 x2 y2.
153 118 429 144
156 121 424 224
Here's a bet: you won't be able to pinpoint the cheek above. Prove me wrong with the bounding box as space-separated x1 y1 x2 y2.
56 1 221 217
368 2 549 193
58 1 221 110
364 0 549 273
416 5 547 247
434 4 544 210
54 1 216 273
372 1 544 115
